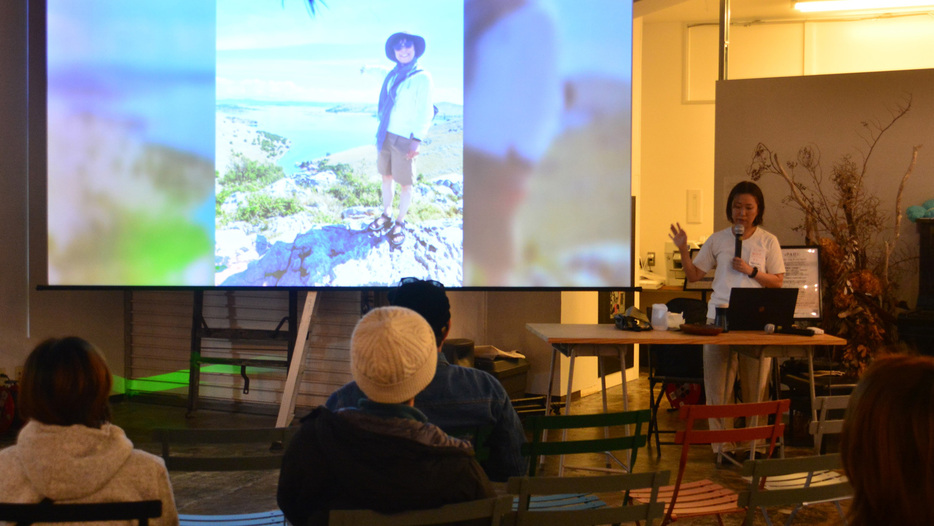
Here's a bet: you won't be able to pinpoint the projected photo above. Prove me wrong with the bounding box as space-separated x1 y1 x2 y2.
45 0 216 286
40 0 633 289
214 1 465 287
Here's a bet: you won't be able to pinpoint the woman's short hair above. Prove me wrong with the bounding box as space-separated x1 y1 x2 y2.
19 337 113 428
840 354 934 526
725 180 765 226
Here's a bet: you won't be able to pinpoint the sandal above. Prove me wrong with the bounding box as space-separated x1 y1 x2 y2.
387 221 406 247
366 213 392 233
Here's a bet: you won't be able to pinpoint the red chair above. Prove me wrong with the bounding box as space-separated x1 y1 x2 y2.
630 399 790 525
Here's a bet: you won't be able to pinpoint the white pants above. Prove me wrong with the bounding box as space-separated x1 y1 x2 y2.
703 343 771 452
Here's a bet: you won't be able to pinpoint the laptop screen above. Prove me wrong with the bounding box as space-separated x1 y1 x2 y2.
727 288 799 331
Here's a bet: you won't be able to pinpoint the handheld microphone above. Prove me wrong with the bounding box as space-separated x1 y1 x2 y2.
732 224 745 258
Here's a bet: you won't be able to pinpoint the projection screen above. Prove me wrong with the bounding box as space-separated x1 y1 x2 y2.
36 0 633 288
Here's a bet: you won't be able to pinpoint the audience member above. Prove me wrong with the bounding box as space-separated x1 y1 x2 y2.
326 277 526 481
278 307 493 526
0 337 179 526
840 354 934 526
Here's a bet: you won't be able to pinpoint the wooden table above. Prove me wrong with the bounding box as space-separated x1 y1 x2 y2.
526 322 846 422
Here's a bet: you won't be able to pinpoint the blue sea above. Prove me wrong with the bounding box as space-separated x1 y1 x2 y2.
221 103 378 171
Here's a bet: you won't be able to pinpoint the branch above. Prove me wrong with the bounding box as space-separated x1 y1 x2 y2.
859 96 913 187
770 152 820 241
884 144 921 287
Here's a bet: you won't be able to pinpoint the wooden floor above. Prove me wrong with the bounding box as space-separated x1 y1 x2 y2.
1 371 849 525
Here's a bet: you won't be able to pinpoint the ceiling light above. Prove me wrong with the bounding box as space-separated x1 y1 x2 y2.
794 0 934 12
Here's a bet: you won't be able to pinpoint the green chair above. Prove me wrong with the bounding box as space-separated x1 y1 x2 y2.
522 409 651 476
738 453 852 526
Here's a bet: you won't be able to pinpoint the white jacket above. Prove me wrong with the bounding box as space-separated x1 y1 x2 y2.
387 70 434 142
0 421 179 526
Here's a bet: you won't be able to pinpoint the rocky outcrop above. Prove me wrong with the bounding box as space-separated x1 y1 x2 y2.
219 219 462 286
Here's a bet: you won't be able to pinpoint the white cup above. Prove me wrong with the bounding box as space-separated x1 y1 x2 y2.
651 304 668 331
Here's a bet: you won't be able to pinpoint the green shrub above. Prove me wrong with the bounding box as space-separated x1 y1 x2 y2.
235 194 305 225
222 154 284 189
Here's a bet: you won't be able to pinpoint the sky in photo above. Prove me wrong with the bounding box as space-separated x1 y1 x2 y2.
216 0 464 104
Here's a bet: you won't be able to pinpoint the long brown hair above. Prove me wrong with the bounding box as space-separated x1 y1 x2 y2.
840 354 934 526
19 337 113 428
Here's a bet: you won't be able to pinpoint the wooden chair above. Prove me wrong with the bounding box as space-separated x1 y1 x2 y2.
153 426 296 526
808 394 850 454
508 471 670 526
522 409 650 477
0 500 162 525
328 495 514 526
629 399 790 526
738 453 852 526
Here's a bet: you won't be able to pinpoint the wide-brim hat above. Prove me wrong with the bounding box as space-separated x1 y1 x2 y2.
385 32 426 62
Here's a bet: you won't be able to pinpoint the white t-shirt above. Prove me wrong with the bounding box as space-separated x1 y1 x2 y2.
693 226 785 320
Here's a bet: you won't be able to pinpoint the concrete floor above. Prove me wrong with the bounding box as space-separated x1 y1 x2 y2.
1 371 849 524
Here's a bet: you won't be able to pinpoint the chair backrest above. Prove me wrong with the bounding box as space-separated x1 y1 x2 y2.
152 426 297 471
808 394 851 454
675 399 789 451
521 409 651 476
0 500 162 525
737 453 853 526
666 297 707 325
507 471 670 526
648 298 706 381
328 495 514 526
663 400 790 525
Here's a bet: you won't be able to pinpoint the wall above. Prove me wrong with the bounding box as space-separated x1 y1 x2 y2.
638 12 934 309
639 20 716 278
715 69 934 309
0 1 126 385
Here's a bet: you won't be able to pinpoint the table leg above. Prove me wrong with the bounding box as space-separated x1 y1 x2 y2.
808 347 817 424
540 347 560 472
559 352 578 476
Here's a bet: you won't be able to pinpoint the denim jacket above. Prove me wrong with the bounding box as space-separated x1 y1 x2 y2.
325 354 527 481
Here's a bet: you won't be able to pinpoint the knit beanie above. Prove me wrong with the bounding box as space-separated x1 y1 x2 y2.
350 306 438 404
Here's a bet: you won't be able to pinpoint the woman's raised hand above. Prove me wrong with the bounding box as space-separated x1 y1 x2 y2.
669 223 688 249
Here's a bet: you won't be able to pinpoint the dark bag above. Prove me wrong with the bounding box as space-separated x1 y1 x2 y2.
615 306 652 331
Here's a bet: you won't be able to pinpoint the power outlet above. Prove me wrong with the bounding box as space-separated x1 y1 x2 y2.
15 367 24 383
646 252 656 268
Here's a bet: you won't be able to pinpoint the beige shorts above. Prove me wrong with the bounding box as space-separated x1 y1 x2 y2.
377 132 416 186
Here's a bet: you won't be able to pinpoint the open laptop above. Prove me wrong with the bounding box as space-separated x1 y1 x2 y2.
727 288 799 331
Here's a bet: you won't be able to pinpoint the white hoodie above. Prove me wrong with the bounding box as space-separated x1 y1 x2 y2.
0 420 179 526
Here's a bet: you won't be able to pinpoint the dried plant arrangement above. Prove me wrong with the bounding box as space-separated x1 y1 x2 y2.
746 96 920 375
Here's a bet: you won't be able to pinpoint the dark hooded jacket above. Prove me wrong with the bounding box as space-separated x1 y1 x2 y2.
277 404 494 526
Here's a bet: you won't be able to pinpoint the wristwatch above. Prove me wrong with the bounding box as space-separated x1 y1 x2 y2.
749 266 759 278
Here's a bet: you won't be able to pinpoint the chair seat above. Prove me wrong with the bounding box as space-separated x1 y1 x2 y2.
179 510 285 526
632 479 744 520
761 470 848 491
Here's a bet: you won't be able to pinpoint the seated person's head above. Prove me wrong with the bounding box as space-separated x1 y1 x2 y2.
19 337 113 428
388 277 450 347
350 306 438 404
840 354 934 526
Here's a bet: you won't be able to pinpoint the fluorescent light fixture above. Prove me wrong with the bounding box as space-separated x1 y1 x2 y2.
795 0 934 12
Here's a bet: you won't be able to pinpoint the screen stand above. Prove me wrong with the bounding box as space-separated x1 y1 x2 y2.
276 291 318 427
